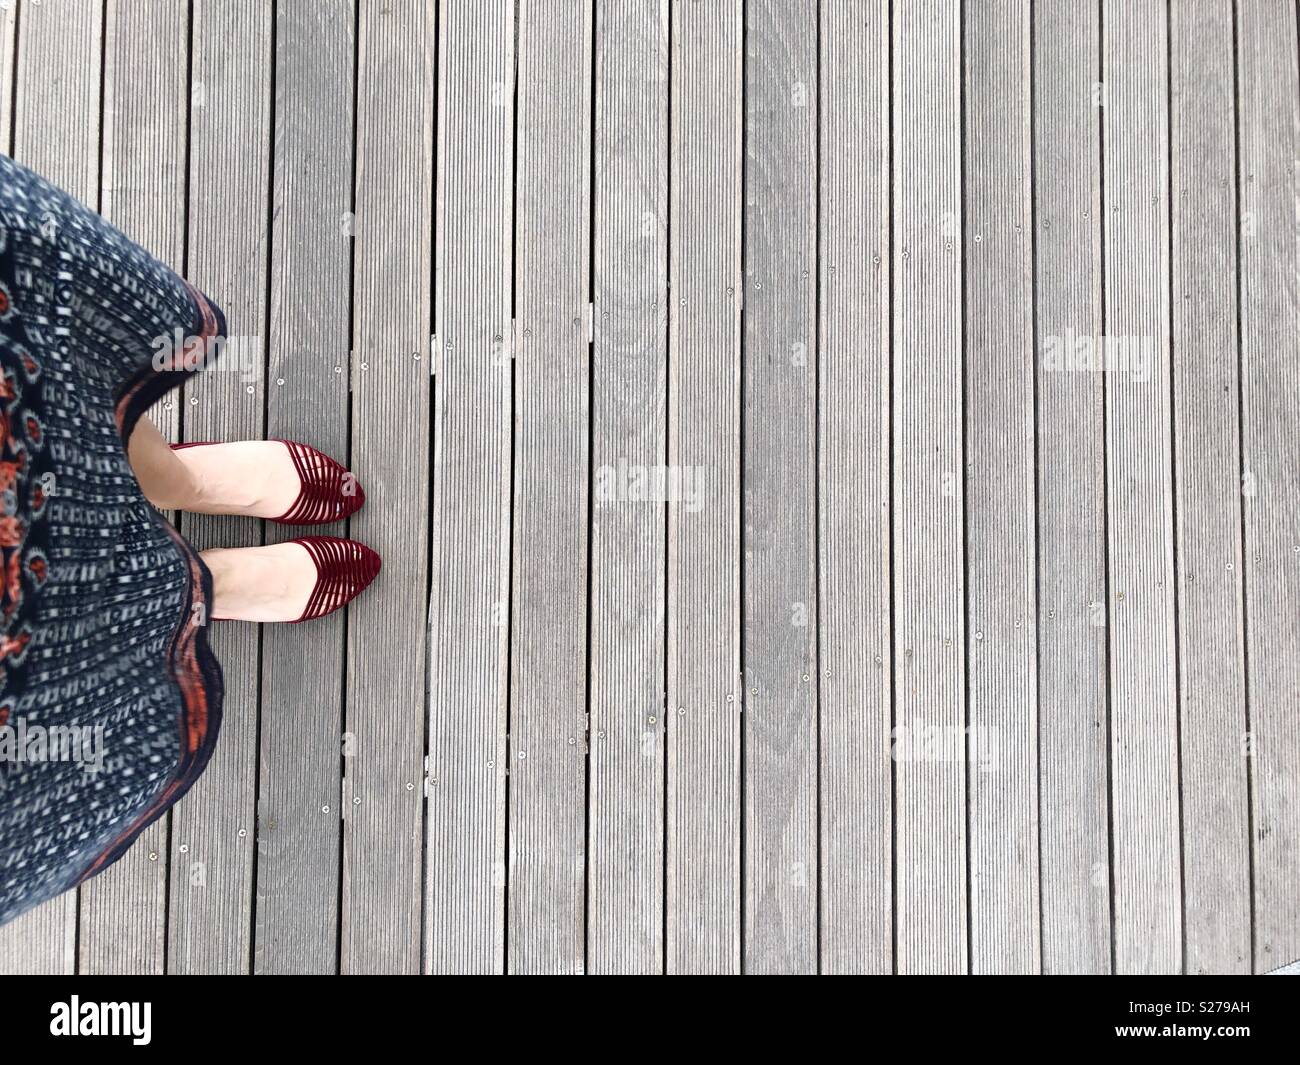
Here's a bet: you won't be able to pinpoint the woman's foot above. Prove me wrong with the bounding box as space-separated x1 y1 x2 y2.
169 440 362 523
202 542 319 623
202 538 381 623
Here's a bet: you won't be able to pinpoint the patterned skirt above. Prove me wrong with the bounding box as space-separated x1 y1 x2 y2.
0 154 225 927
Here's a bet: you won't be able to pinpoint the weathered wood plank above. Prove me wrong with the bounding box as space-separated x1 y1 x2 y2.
1169 0 1251 976
11 0 101 194
76 0 190 976
1032 0 1111 975
1101 0 1181 975
891 0 965 974
424 0 507 975
1 0 1281 979
166 0 272 975
743 0 811 977
586 0 668 975
816 0 890 976
0 0 103 978
0 894 75 974
507 0 591 976
344 0 432 975
665 0 741 975
963 0 1039 974
0 0 16 150
255 0 354 975
741 0 818 976
100 0 186 442
1236 0 1300 975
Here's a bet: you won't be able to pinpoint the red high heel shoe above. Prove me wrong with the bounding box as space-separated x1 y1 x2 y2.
171 439 365 525
288 536 381 623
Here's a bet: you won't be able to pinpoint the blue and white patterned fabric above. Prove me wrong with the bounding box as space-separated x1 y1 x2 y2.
0 153 224 927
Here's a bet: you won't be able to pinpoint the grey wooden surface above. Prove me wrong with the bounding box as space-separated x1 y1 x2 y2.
588 0 668 975
964 0 1038 974
818 0 889 976
1237 0 1300 976
892 0 966 975
347 0 431 975
1033 0 1111 977
667 0 742 975
257 0 354 974
1170 0 1252 975
169 0 272 976
743 0 819 976
0 0 1296 976
426 0 506 975
77 0 189 977
508 0 592 975
1103 0 1181 976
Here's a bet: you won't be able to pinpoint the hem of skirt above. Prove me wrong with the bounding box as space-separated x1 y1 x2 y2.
71 282 228 885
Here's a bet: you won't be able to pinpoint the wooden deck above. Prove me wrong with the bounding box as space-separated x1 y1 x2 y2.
0 0 1297 975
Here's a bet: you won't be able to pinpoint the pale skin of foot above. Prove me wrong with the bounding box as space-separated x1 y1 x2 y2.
200 544 317 623
128 416 303 517
127 415 318 622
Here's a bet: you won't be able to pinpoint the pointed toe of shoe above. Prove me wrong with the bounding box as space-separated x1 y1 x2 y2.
290 536 382 622
354 541 381 586
341 478 366 520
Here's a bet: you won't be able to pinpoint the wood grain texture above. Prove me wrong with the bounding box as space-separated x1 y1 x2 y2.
11 0 101 193
0 0 103 978
1031 0 1111 975
963 0 1039 975
0 0 1286 977
255 0 354 975
1102 0 1181 975
167 0 272 976
666 0 742 975
0 0 16 150
76 0 190 976
1169 0 1251 976
741 0 818 975
507 0 591 976
1236 0 1300 974
345 0 432 975
891 0 965 975
0 894 75 974
816 0 890 976
424 0 507 975
587 0 668 975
